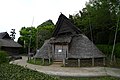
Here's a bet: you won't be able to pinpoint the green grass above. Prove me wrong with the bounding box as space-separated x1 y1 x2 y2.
27 58 53 66
0 63 119 80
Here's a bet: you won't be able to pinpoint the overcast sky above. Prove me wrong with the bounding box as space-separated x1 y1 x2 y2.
0 0 89 41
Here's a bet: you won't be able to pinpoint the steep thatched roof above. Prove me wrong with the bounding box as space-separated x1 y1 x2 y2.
34 40 52 59
52 13 81 37
68 34 105 58
0 32 11 39
0 32 22 48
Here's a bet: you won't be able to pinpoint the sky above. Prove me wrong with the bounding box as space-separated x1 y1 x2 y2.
0 0 89 41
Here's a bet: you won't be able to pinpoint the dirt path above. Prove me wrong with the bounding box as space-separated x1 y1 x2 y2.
10 56 120 78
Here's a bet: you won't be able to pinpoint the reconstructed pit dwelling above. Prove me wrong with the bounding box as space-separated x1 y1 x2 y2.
34 14 105 67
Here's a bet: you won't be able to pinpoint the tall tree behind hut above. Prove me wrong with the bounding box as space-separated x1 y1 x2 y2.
69 0 120 44
37 20 55 48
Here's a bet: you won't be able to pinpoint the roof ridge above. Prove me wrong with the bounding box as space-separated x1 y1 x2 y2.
52 13 81 37
0 32 7 39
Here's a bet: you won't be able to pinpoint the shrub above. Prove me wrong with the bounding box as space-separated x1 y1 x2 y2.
97 43 120 58
114 43 120 58
27 58 53 66
0 63 59 80
0 51 9 64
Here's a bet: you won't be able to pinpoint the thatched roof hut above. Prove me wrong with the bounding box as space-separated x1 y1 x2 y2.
34 13 105 66
0 32 22 55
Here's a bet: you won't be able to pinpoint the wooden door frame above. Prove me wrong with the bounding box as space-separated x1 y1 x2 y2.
52 43 68 60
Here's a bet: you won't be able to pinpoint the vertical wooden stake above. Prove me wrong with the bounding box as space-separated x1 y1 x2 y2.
92 58 94 66
103 57 105 66
42 58 44 65
34 58 36 63
78 59 80 67
63 59 65 66
49 58 51 64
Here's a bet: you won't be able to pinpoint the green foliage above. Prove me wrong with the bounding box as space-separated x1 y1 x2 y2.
97 43 120 58
0 51 9 64
37 25 54 48
0 63 119 80
0 63 59 80
18 27 37 53
18 20 55 54
37 19 54 27
69 0 120 44
27 58 53 66
114 43 120 57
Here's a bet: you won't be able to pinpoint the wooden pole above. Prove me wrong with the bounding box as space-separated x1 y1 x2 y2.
42 58 44 65
36 28 38 51
49 58 51 64
48 44 51 64
92 58 94 66
63 59 65 66
78 59 80 67
34 58 36 63
110 17 119 64
103 58 105 66
88 12 93 42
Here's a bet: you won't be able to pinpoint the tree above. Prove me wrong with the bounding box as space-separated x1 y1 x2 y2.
37 20 55 48
18 20 55 54
18 27 37 53
110 0 120 63
69 0 120 44
10 29 16 40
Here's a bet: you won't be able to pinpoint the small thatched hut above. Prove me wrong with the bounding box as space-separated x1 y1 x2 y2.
34 14 105 66
0 32 22 55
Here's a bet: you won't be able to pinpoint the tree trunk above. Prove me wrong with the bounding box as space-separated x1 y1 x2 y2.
110 17 119 64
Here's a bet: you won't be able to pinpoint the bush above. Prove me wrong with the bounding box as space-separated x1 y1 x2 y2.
0 51 9 64
114 43 120 58
97 43 120 58
0 63 59 80
27 58 53 66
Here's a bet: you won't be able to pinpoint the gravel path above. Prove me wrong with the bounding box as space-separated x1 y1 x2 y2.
10 56 120 78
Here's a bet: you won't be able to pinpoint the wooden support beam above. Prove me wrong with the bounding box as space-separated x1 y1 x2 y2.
42 58 45 65
52 44 55 58
30 56 31 60
49 58 51 64
78 59 80 67
92 58 94 66
28 56 30 61
28 57 29 61
34 58 36 63
103 57 105 66
63 59 65 66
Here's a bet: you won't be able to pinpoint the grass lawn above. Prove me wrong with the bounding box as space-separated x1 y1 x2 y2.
0 63 119 80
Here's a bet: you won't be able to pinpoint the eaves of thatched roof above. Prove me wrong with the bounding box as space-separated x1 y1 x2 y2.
68 34 105 58
50 34 72 44
0 39 22 48
34 40 52 59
